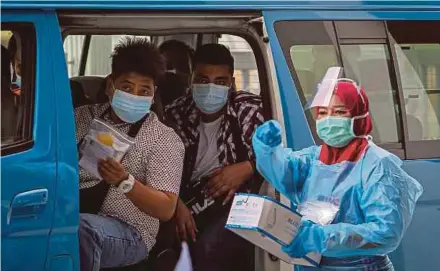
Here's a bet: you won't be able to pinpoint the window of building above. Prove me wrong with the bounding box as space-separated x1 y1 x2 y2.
1 24 35 154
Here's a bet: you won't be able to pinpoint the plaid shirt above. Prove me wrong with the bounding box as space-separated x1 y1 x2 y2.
165 90 265 183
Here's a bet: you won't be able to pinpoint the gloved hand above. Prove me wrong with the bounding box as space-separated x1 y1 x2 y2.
255 120 282 147
282 220 326 258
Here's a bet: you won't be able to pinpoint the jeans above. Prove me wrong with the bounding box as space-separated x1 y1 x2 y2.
79 213 148 271
190 214 254 271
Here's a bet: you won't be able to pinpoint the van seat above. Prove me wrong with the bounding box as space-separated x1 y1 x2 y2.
406 114 423 140
70 80 90 108
70 76 108 104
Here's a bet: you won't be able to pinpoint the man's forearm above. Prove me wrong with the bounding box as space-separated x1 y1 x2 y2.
125 180 177 221
239 160 255 183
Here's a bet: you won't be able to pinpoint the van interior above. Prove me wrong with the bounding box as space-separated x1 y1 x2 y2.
59 11 281 271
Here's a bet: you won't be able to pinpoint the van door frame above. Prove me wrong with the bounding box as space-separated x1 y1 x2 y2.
58 11 286 271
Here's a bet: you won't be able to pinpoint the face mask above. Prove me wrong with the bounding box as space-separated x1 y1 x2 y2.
192 83 229 114
12 75 21 89
316 113 369 148
111 89 152 123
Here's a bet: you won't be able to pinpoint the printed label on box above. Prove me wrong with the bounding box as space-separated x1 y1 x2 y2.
226 193 322 267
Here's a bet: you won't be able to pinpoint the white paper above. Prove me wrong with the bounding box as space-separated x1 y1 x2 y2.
79 137 116 179
78 118 135 179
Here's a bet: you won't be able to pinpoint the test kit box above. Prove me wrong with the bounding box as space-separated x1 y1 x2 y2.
225 193 321 267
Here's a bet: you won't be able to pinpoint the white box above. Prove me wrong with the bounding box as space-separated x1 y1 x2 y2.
225 193 321 267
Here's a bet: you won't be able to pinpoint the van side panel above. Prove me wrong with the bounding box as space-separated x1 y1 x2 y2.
44 11 80 271
1 10 58 271
263 9 440 271
397 161 440 271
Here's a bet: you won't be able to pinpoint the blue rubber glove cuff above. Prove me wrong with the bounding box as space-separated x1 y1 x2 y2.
282 220 326 258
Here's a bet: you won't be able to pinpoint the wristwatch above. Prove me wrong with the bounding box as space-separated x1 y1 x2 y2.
118 174 135 194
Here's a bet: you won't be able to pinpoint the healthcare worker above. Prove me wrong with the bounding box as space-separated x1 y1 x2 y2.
252 76 423 271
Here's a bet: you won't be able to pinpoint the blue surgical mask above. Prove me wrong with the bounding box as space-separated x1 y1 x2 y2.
192 83 229 114
111 89 152 123
316 113 369 148
12 75 21 89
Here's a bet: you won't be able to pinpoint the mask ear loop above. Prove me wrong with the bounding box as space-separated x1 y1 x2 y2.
350 112 370 139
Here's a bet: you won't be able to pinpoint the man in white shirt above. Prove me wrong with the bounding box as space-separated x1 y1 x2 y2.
166 44 265 271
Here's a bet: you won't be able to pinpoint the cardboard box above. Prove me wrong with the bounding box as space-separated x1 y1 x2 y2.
225 193 321 267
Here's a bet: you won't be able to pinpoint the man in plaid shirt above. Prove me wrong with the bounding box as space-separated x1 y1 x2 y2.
165 43 265 271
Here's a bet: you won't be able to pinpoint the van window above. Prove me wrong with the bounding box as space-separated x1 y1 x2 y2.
276 21 339 105
290 44 339 103
340 44 401 143
64 35 150 77
219 35 261 95
388 21 440 142
64 34 261 95
1 24 35 154
275 21 403 146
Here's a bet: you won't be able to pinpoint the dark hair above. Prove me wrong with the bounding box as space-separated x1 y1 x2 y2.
159 39 194 60
111 37 165 82
192 43 234 74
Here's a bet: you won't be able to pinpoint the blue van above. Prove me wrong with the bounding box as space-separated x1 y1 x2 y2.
1 1 440 271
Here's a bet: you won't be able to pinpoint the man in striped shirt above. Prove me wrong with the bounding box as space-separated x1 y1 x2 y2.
165 43 265 271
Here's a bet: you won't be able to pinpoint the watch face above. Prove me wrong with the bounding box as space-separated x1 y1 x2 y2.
122 183 130 190
119 175 134 193
119 179 133 193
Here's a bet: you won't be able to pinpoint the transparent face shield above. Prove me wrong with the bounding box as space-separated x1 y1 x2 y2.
306 67 365 112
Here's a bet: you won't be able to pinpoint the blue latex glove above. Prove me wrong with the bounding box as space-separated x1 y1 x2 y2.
252 120 317 205
255 120 282 147
282 220 326 258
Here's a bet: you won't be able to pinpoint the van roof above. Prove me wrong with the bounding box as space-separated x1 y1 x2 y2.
3 0 440 11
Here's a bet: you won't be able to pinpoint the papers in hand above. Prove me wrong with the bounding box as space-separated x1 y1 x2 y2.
79 136 116 180
78 118 135 179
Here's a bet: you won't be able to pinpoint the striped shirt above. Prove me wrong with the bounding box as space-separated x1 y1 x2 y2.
165 90 265 183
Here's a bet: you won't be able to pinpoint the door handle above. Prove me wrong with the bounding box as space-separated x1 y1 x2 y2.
7 188 48 224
